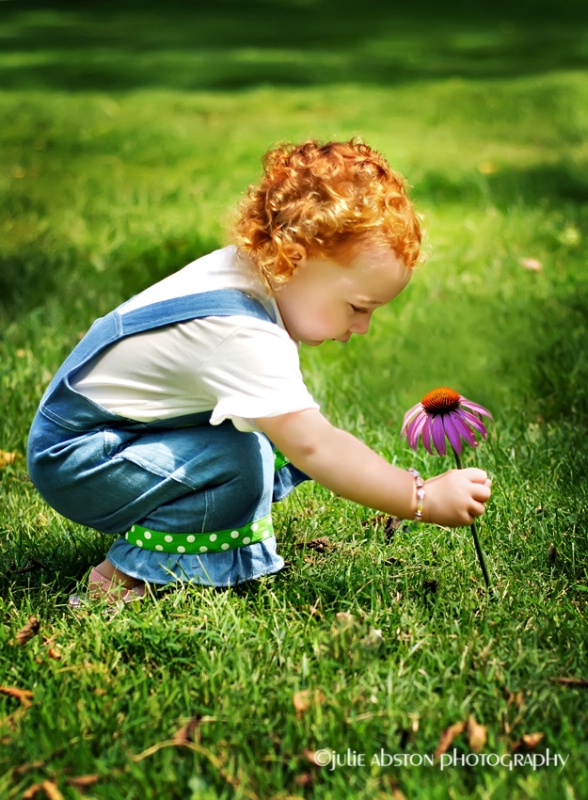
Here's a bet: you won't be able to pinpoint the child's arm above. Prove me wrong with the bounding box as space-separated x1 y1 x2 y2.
255 409 492 527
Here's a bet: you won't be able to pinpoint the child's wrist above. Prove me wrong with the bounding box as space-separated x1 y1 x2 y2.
407 468 426 521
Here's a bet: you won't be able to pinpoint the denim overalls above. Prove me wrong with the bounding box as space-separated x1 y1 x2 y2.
27 289 309 586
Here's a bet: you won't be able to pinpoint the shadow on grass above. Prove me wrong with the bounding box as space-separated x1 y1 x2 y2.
2 0 588 92
0 232 220 325
419 161 588 208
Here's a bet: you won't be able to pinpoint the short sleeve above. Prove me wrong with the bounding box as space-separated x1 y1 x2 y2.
201 316 319 432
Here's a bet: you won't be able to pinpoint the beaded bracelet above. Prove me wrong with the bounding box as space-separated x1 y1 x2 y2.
407 468 426 521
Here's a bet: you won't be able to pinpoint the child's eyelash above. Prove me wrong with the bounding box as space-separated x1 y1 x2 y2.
351 305 369 314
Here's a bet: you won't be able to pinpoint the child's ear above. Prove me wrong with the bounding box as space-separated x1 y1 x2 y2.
283 243 308 267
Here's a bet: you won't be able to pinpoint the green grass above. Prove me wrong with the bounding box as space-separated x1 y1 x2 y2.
1 2 588 798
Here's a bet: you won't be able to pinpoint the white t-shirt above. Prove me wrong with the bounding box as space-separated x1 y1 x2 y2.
72 246 319 432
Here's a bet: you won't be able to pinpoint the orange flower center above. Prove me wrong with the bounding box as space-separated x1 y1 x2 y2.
421 387 461 414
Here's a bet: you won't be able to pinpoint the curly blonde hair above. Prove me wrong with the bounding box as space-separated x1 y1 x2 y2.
232 139 422 291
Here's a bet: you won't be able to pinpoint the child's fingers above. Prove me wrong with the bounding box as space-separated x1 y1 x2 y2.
472 482 492 501
461 467 490 484
469 501 487 520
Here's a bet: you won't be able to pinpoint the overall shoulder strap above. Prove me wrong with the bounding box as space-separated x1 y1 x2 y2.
118 289 276 336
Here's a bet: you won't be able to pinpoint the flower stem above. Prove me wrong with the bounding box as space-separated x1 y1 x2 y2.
453 450 491 589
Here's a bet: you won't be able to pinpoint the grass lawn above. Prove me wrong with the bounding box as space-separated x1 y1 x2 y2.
1 1 588 798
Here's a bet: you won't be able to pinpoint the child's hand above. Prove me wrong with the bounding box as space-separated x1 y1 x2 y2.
257 409 491 525
424 469 492 527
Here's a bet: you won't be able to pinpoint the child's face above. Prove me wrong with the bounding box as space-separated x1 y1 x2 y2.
275 242 412 346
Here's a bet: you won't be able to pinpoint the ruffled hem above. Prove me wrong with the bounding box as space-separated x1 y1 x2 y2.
106 535 285 587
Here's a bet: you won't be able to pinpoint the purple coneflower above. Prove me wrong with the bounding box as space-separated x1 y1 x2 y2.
402 387 493 458
401 387 493 589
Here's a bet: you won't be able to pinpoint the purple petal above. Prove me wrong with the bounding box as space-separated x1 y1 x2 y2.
402 408 422 439
431 415 447 456
460 399 493 420
401 402 423 434
407 412 428 450
404 418 417 447
422 418 435 455
450 411 478 448
460 409 488 440
443 413 463 455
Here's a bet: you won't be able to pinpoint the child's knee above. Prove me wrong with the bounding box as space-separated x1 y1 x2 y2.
224 431 274 504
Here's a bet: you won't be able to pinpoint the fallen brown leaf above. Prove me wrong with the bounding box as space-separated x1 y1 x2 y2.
65 774 100 790
293 689 325 718
10 616 40 646
512 732 544 751
502 686 524 707
13 760 46 777
22 785 42 800
39 635 63 660
0 449 22 468
501 712 511 736
363 515 405 541
303 749 324 767
434 720 466 758
522 732 545 748
172 716 202 745
293 773 313 787
294 537 333 552
467 715 487 752
2 706 29 733
0 686 34 707
549 676 588 687
22 781 63 800
383 516 404 540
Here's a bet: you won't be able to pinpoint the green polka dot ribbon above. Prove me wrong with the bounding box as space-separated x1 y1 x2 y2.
125 514 274 555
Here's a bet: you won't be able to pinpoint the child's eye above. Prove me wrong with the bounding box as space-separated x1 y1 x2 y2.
350 304 369 314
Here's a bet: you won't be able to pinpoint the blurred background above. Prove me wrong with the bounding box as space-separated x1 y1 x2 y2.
2 0 588 426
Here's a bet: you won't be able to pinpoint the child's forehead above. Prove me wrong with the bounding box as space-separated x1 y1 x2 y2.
326 235 400 264
346 241 408 272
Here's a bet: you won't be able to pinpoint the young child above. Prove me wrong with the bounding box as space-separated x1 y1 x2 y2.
27 139 492 602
